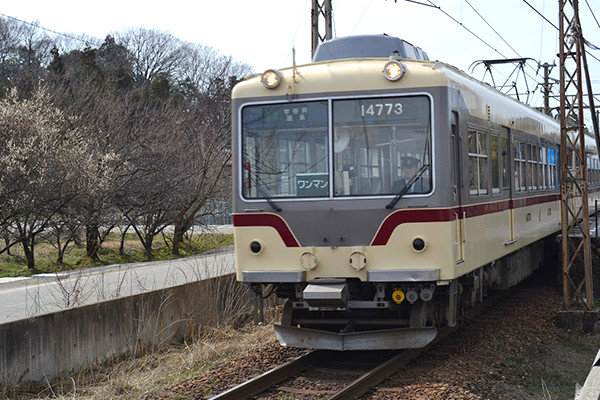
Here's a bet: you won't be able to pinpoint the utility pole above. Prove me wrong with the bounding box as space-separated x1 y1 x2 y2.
559 0 594 310
311 0 333 58
540 62 555 116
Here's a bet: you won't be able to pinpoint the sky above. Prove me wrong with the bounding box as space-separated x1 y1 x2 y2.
2 0 600 124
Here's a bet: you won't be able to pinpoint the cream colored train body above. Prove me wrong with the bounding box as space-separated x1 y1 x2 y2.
231 35 588 350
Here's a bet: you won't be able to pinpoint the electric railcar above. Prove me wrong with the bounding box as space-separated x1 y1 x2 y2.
231 35 598 350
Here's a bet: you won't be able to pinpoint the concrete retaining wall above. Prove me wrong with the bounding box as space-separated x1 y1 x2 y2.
0 273 250 385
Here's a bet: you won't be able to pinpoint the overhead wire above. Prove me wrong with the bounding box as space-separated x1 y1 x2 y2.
349 0 376 35
463 0 543 102
521 0 558 31
285 0 310 66
464 0 522 59
0 12 100 47
418 0 543 104
584 0 600 31
520 0 600 63
422 0 508 59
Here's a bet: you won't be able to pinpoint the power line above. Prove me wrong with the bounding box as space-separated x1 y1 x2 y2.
417 0 547 104
521 0 558 31
464 0 522 59
519 1 600 66
584 0 600 31
0 12 101 47
349 0 376 35
463 0 543 86
422 0 508 59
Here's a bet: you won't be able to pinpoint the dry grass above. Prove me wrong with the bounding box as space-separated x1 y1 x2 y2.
15 308 282 400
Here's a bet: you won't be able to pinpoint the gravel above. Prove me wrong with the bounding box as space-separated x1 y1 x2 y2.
146 277 600 400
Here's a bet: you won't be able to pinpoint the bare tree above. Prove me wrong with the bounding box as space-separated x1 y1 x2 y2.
46 37 133 261
170 78 237 255
0 19 250 267
44 206 82 266
117 98 188 260
176 41 252 94
114 28 184 83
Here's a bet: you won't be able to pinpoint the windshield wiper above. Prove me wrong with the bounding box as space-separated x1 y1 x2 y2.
254 176 282 212
385 164 430 209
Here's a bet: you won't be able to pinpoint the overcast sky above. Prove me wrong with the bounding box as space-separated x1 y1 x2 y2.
2 0 600 122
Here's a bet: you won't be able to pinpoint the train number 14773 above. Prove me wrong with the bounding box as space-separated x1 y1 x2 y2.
360 102 403 117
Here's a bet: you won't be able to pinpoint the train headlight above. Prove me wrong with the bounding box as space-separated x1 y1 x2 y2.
383 60 405 81
261 69 282 89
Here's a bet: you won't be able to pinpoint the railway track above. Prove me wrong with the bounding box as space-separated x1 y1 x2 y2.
207 348 421 400
207 290 509 400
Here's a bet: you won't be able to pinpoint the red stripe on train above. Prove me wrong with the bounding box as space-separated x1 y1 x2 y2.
370 208 456 246
233 194 561 248
372 194 560 246
233 213 300 247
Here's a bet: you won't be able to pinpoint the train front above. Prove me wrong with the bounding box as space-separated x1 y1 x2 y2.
232 36 455 350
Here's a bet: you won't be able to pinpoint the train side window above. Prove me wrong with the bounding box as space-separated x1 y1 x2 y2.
501 136 509 190
526 144 534 191
450 111 459 203
548 148 557 189
534 145 540 190
468 129 488 196
514 140 526 192
540 147 547 190
491 134 500 194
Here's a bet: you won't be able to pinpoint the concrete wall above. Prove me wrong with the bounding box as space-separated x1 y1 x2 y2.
0 274 250 385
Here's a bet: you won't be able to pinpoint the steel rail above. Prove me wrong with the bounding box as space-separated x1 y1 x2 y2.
209 290 510 400
207 350 322 400
325 291 509 399
326 348 419 400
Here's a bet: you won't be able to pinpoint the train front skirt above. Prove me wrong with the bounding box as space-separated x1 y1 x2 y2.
274 324 438 351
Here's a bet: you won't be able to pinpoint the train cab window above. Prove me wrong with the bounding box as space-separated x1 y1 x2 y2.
241 101 329 198
468 129 488 195
332 96 431 196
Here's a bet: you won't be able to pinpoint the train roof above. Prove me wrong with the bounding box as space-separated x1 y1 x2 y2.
233 36 558 140
312 34 429 62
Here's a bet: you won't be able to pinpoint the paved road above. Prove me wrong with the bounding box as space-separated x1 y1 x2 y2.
0 248 235 325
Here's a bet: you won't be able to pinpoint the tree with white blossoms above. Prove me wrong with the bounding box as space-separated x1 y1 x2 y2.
0 17 253 266
0 89 89 269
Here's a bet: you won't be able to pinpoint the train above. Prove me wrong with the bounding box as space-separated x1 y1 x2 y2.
231 34 600 350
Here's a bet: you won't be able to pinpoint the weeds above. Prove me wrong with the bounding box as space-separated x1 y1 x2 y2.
1 247 259 399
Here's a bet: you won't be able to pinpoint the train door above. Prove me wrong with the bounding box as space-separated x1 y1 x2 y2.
503 127 517 245
450 112 465 263
494 127 514 244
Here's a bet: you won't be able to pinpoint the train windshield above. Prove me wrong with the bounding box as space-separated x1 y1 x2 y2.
240 96 431 199
241 101 329 198
333 96 431 196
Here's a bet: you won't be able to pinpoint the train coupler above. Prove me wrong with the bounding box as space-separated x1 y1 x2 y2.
302 278 348 308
